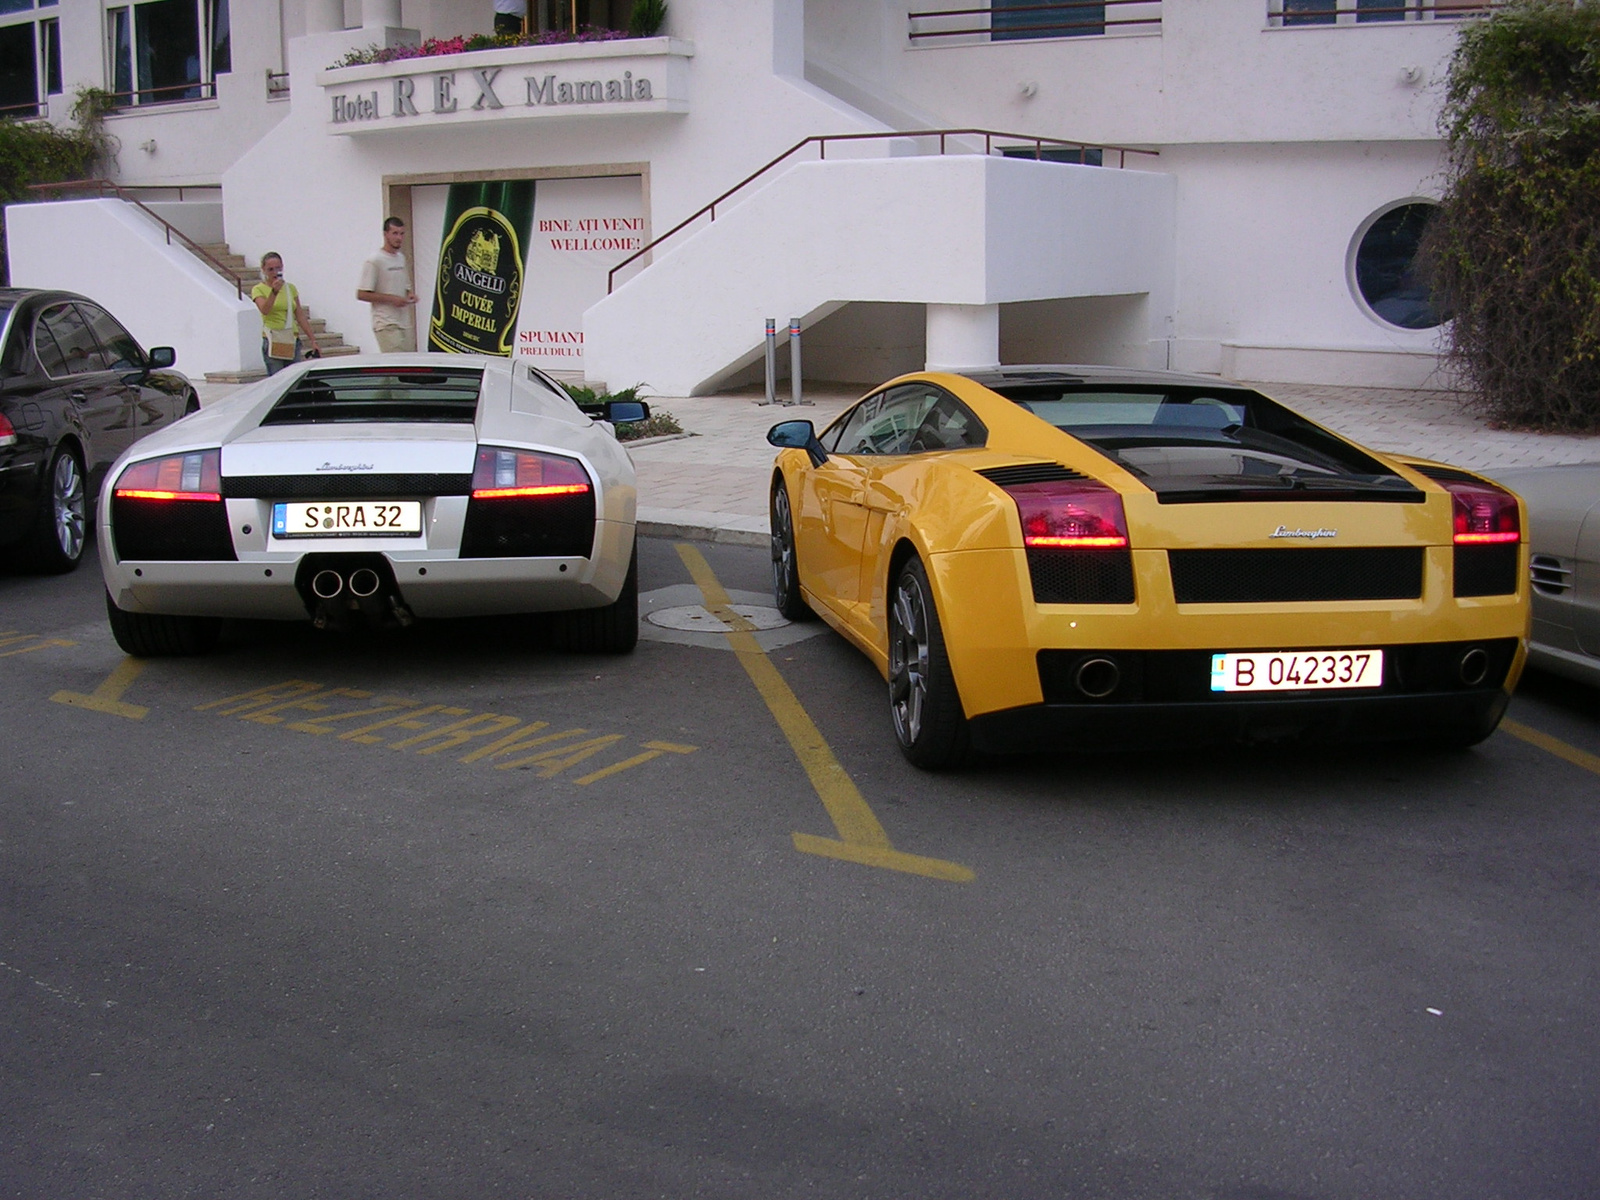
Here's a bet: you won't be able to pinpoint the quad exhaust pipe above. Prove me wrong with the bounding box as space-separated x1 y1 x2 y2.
1458 646 1489 687
1074 657 1121 700
303 560 413 629
311 569 344 600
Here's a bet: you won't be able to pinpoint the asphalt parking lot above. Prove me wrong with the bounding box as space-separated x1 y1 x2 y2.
3 535 1598 1200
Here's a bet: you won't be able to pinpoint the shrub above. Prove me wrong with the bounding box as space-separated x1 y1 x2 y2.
560 382 683 442
1424 0 1600 430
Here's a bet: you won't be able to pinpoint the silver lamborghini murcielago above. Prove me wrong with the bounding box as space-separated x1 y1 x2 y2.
97 356 642 656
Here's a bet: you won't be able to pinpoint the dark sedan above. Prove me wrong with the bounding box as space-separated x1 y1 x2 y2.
0 288 196 572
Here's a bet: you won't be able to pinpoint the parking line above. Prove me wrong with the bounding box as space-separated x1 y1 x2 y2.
675 543 974 883
1501 718 1600 778
51 659 149 720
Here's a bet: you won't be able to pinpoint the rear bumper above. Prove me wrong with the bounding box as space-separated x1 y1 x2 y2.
968 687 1512 754
100 517 635 619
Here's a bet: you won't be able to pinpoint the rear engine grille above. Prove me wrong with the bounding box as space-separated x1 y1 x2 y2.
459 491 596 558
1530 554 1572 596
1169 547 1424 603
223 474 472 499
977 463 1086 487
111 496 236 561
1027 548 1135 604
261 368 483 425
1454 544 1519 597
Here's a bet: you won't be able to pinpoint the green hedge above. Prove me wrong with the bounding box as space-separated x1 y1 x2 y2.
1425 0 1600 430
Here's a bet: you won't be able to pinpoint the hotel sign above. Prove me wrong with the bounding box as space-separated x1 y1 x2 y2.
320 37 691 135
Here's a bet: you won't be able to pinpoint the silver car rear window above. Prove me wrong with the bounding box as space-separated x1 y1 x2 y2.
262 366 484 425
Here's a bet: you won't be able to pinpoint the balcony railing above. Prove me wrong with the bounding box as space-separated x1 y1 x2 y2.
909 2 1162 43
1268 0 1498 26
107 80 218 110
266 70 290 100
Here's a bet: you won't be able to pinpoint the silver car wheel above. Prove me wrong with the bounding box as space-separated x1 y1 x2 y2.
52 452 86 562
888 572 930 747
772 484 796 606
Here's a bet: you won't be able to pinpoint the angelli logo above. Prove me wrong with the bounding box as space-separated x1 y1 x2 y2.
1270 525 1338 539
317 462 374 472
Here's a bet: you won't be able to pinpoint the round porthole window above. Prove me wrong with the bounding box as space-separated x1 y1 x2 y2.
1350 201 1446 330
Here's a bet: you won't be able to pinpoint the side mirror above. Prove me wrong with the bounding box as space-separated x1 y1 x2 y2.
147 346 177 370
768 419 828 467
603 399 649 423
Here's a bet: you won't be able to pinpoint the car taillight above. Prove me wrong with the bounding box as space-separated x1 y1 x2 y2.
110 449 234 562
1441 478 1520 544
0 412 16 448
114 449 223 502
460 446 596 559
1003 479 1130 548
471 446 590 499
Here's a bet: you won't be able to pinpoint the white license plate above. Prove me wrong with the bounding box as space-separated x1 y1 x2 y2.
271 500 423 538
1210 649 1383 693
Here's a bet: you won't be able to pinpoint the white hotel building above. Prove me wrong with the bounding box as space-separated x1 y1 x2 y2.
2 0 1486 394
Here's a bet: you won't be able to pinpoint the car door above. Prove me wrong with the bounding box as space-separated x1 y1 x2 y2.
79 302 177 430
34 302 133 489
855 384 988 624
1571 498 1600 658
793 396 876 622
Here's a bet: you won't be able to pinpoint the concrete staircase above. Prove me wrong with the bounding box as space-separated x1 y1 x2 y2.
192 241 361 381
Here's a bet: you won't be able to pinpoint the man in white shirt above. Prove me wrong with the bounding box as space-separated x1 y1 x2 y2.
356 217 417 352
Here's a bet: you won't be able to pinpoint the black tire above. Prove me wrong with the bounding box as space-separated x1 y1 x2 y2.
21 445 89 574
105 589 221 657
887 555 971 769
550 545 638 654
770 475 812 621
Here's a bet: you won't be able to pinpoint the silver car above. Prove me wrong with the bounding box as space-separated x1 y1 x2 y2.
1491 463 1600 687
97 356 642 656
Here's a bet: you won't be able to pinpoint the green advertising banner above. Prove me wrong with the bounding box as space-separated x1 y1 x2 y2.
427 180 536 356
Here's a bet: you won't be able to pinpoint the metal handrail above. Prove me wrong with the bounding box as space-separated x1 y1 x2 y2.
26 178 245 299
909 0 1162 41
607 128 1158 293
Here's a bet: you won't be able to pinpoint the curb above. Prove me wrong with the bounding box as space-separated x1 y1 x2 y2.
638 516 768 547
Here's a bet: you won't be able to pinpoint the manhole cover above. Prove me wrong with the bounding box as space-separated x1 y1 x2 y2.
645 604 789 633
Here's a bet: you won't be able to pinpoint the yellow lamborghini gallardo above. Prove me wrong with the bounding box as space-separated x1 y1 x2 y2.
766 366 1529 768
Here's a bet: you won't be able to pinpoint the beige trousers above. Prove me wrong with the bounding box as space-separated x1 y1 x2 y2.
375 326 416 353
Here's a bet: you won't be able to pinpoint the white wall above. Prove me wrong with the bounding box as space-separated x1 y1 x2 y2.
6 199 259 378
585 153 1177 395
219 0 885 363
804 0 1464 147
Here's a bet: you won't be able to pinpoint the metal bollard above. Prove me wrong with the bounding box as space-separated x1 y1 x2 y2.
760 318 778 406
789 317 811 406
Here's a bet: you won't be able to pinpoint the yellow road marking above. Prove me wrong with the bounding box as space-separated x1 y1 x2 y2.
1501 718 1600 777
0 638 75 657
51 658 149 720
675 543 974 883
575 740 698 786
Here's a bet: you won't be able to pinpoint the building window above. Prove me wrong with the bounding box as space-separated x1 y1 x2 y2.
105 0 230 108
992 0 1107 39
0 0 62 119
1350 201 1446 331
1271 0 1494 27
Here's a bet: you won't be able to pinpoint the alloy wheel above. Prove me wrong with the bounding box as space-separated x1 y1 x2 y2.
771 485 796 608
888 572 931 746
52 453 86 562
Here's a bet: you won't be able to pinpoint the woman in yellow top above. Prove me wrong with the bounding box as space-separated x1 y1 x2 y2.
250 251 320 376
